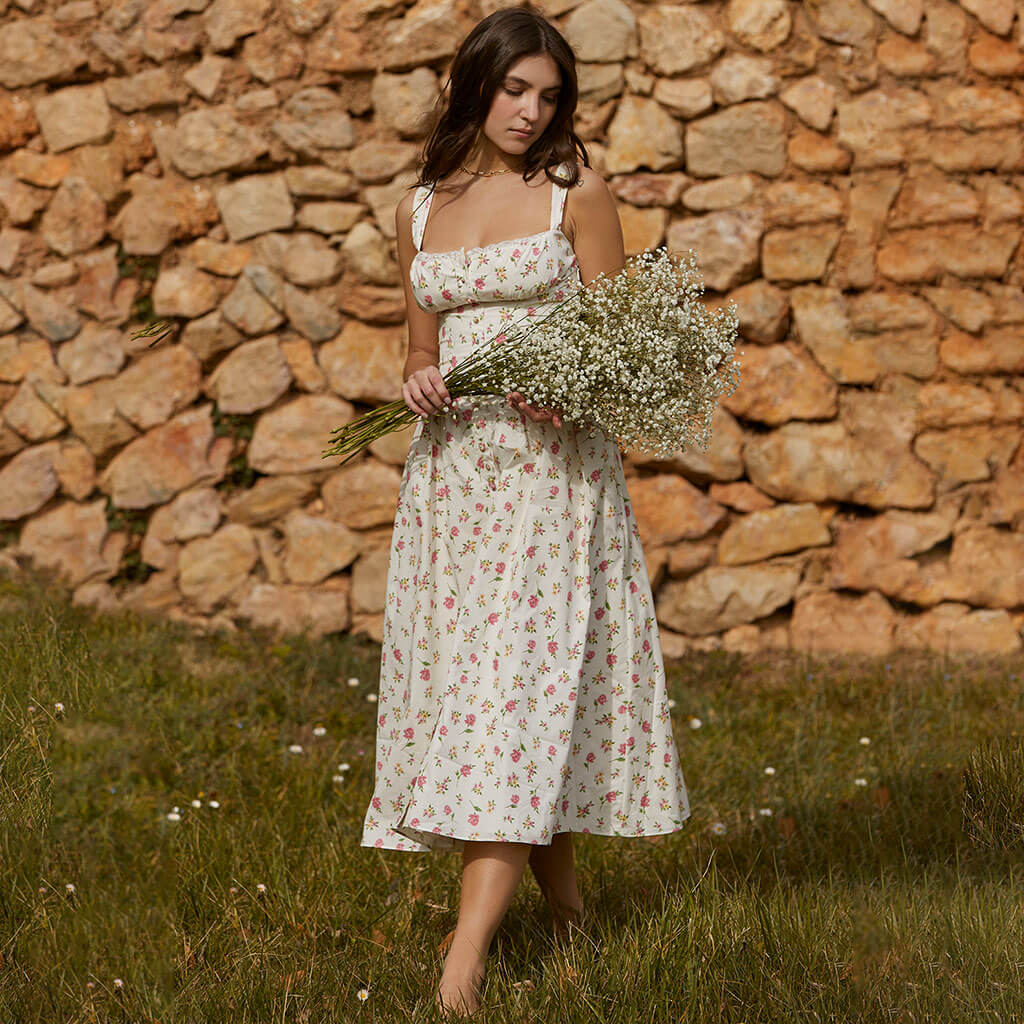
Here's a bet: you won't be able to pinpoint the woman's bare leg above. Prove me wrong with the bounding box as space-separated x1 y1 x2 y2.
528 832 584 933
436 840 532 1016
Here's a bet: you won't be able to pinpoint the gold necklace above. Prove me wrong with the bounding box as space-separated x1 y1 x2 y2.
460 164 518 177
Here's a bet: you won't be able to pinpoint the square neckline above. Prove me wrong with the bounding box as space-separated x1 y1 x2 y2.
412 164 573 259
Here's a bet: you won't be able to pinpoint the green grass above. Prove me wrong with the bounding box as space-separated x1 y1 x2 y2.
1 568 1023 1023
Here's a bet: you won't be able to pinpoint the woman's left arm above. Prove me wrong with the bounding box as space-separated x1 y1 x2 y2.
507 165 625 426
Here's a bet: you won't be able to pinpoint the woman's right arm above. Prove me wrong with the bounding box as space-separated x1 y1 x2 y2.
395 190 454 417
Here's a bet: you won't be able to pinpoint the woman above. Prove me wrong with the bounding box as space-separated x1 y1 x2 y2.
359 5 691 1016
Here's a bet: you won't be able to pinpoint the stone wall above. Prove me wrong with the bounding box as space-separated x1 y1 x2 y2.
0 0 1022 656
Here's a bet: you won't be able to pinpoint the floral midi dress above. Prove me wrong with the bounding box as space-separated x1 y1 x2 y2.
360 161 691 852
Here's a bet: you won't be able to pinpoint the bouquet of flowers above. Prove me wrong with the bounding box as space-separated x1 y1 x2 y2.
323 245 740 464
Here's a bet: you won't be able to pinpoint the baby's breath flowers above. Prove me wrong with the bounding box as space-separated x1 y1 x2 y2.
322 247 740 463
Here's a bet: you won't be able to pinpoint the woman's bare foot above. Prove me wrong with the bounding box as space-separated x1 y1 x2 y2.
435 931 487 1017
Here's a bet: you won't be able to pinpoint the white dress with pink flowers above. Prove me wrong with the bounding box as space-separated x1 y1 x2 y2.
360 162 690 852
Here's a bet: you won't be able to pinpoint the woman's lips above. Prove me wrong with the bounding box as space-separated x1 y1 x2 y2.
510 128 533 137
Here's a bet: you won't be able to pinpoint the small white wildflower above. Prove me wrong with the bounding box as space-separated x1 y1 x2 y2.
86 981 95 989
347 677 360 687
859 736 871 746
313 725 326 737
667 698 676 709
332 774 345 783
172 806 181 814
366 693 378 703
65 882 76 894
229 886 238 895
113 978 123 989
191 799 202 808
357 988 369 1002
338 762 351 771
27 704 35 712
288 744 304 754
758 807 773 817
256 883 266 895
54 702 65 714
167 811 181 822
764 766 776 776
854 777 868 787
710 821 726 835
689 717 701 729
208 799 220 809
38 886 45 894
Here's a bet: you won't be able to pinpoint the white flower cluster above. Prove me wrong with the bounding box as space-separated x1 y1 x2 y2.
478 247 741 457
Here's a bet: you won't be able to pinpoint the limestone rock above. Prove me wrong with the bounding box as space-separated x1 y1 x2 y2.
18 498 123 586
279 0 335 34
628 405 745 484
110 176 220 257
804 0 877 45
104 68 185 112
282 282 341 342
281 233 340 287
170 107 268 178
762 224 842 282
0 17 88 88
626 472 728 547
181 310 243 361
242 24 305 83
779 75 837 131
3 378 65 441
233 578 351 636
179 523 259 611
224 473 317 525
651 78 713 119
638 5 723 74
216 173 295 242
866 0 923 35
273 86 356 155
666 209 763 291
379 0 464 72
836 87 932 168
40 178 107 258
57 323 125 385
726 0 792 52
656 564 801 635
371 68 439 137
939 327 1024 374
565 0 637 62
914 424 1022 488
686 101 787 178
187 238 251 277
284 166 356 198
728 280 790 344
718 502 832 565
321 458 402 528
318 321 405 403
895 603 1020 654
347 140 419 184
22 285 81 343
709 54 779 106
64 378 138 456
248 393 355 473
604 95 684 175
351 544 389 613
99 404 229 509
111 345 202 430
183 53 229 100
340 221 398 285
791 590 895 655
206 335 292 413
282 509 361 584
152 262 221 319
34 84 111 153
203 0 271 50
720 343 837 424
0 443 60 520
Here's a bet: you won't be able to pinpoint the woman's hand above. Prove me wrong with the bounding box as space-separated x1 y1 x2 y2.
403 365 454 417
507 391 565 429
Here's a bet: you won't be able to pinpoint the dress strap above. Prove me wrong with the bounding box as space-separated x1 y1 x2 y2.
549 162 570 233
411 182 435 250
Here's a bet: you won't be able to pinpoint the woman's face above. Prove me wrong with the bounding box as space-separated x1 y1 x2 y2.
480 52 562 155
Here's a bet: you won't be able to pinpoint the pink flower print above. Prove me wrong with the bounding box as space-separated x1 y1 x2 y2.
642 721 651 733
526 639 536 652
549 485 559 498
505 699 517 712
561 798 569 813
528 594 539 608
465 713 476 726
375 838 383 847
460 674 468 685
545 683 556 696
595 607 605 620
420 668 431 680
372 797 381 810
589 469 601 483
627 736 635 748
492 523 501 533
629 581 639 593
526 545 536 558
474 276 485 289
488 612 499 625
586 752 595 763
441 288 452 300
596 694 607 705
460 764 472 777
473 525 482 536
444 596 455 609
512 248 522 258
599 560 609 572
468 813 479 826
664 752 672 765
440 725 448 735
547 641 558 655
607 653 618 667
604 790 619 803
551 441 560 454
511 793 520 805
531 795 541 809
496 561 506 574
618 742 627 754
424 295 433 305
531 246 540 255
378 714 386 727
404 727 415 739
444 804 452 815
511 749 521 762
547 745 556 756
524 462 535 474
640 794 650 808
450 526 459 537
631 673 640 684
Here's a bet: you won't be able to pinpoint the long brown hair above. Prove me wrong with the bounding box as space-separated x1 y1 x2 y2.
415 5 589 193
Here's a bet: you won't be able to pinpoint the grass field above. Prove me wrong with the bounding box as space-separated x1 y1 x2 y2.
2 569 1023 1023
